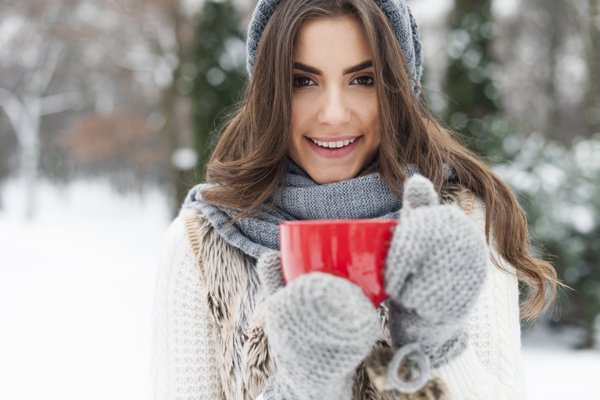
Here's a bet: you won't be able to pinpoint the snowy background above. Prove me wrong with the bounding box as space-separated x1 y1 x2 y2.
2 0 600 398
1 179 599 400
0 180 169 400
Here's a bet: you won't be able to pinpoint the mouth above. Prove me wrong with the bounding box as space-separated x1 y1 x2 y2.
308 136 359 149
304 135 363 159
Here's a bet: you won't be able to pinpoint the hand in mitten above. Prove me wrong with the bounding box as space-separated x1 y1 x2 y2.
257 251 381 400
367 174 488 394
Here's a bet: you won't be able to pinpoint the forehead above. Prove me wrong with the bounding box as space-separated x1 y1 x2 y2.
294 16 372 69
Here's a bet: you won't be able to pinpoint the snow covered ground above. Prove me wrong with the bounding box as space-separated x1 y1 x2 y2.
0 179 599 400
523 347 600 399
0 179 171 400
522 322 600 399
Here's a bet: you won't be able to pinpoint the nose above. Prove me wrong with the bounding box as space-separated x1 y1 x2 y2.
317 87 351 126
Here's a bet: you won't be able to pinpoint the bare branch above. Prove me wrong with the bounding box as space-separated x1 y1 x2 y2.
0 87 24 130
40 92 85 116
109 49 165 71
27 41 66 97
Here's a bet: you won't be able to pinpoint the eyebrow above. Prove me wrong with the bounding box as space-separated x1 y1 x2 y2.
293 60 373 75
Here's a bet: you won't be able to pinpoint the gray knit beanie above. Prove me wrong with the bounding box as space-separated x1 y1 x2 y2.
246 0 424 94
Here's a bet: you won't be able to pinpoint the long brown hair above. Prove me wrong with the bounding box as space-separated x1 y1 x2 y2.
202 0 559 322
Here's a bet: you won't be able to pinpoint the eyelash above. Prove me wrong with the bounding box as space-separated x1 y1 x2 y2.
292 75 374 87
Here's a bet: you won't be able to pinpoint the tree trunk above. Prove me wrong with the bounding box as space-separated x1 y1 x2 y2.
584 0 600 135
160 4 197 217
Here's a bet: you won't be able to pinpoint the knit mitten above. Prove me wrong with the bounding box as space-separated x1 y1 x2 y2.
368 174 488 394
257 251 381 400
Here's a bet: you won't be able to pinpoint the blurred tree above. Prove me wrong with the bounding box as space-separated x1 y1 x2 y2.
0 0 210 217
0 130 5 210
497 0 594 145
487 0 600 347
191 0 246 183
575 0 600 137
0 1 85 219
443 0 502 158
441 0 600 346
496 133 600 348
147 0 204 216
64 113 164 191
0 107 12 209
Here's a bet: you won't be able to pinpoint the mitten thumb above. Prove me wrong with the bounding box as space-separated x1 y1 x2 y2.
257 251 286 297
403 174 438 210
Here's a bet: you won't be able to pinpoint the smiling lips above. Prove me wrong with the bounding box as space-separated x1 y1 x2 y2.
305 135 362 159
310 137 358 148
306 135 361 149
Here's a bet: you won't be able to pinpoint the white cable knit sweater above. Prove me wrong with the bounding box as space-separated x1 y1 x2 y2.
152 197 528 400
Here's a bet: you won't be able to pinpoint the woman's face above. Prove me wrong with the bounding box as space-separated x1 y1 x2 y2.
287 16 380 184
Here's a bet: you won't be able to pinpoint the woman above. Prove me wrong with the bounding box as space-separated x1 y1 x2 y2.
153 0 559 399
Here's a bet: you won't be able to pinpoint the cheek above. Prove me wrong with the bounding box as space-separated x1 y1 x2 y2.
354 96 379 141
289 99 308 156
291 97 316 141
290 98 304 136
367 106 379 135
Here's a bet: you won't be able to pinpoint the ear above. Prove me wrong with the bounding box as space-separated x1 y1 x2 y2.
256 251 286 296
403 174 439 210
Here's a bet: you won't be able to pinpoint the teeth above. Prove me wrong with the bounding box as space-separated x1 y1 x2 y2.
310 137 358 149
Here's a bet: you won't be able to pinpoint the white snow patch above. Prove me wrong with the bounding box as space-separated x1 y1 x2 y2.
0 179 171 400
523 348 600 399
522 322 600 399
493 0 521 19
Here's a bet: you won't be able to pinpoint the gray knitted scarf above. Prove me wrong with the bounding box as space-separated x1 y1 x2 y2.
183 159 449 260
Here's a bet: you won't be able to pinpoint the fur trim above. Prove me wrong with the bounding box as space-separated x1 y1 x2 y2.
365 347 451 400
182 208 267 400
181 183 472 399
351 301 396 400
181 208 207 284
241 302 276 400
366 346 397 392
440 182 475 215
401 379 451 400
353 342 397 400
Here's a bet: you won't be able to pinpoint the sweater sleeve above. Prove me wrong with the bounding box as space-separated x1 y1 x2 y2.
430 197 528 400
152 217 222 400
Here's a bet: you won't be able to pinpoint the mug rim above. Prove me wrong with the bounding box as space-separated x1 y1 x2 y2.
280 219 396 227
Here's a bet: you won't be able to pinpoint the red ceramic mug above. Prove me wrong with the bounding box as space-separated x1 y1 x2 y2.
279 219 397 307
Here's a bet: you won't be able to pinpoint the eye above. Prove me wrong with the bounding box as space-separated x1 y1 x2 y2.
293 76 316 87
351 75 374 86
